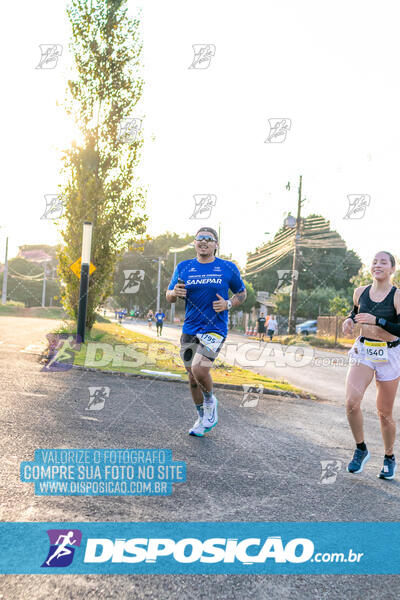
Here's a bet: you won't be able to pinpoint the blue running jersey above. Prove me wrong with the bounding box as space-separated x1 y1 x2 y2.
168 257 245 337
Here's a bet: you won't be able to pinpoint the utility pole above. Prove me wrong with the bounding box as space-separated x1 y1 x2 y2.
1 237 8 305
156 257 162 313
41 263 47 307
288 175 303 334
170 252 177 323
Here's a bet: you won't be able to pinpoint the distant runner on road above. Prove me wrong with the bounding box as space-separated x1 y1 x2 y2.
267 315 278 341
155 309 166 336
343 251 400 480
166 227 246 437
257 313 267 342
146 310 154 329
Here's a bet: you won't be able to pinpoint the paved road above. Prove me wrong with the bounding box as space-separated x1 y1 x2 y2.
1 316 400 598
122 319 400 416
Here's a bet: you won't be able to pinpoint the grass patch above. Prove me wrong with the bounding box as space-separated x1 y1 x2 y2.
252 333 353 350
0 305 68 319
47 322 304 395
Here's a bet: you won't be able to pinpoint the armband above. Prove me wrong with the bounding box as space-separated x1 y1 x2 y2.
375 315 400 336
348 305 358 322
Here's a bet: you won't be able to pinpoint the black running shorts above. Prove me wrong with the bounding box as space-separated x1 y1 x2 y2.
180 333 226 367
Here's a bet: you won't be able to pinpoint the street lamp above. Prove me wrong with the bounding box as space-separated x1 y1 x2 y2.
77 221 93 343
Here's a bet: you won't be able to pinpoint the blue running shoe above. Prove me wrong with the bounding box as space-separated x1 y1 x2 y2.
379 456 397 480
347 448 370 473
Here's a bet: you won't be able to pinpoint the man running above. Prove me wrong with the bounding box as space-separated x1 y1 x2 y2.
155 309 166 336
267 314 278 341
166 227 246 436
343 251 400 479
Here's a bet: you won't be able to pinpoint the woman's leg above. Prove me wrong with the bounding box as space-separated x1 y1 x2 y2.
345 363 374 444
376 378 400 455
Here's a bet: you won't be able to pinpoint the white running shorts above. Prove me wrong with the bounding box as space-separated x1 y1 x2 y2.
348 337 400 381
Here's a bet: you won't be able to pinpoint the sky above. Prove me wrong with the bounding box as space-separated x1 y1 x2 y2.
1 0 400 271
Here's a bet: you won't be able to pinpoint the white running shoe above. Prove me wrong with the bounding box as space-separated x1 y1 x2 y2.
202 395 218 430
189 415 207 437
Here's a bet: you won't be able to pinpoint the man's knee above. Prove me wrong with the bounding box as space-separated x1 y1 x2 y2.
191 363 208 380
187 370 198 388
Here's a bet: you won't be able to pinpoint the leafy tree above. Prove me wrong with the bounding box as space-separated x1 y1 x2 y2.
247 215 362 293
57 0 147 330
274 286 350 319
329 295 351 316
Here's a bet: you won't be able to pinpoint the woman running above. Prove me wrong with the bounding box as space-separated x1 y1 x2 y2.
343 251 400 479
146 310 154 329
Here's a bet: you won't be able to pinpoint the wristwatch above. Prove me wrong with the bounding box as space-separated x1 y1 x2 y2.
226 300 233 310
376 317 387 327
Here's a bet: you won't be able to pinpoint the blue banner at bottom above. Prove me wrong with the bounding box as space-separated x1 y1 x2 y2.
0 522 398 574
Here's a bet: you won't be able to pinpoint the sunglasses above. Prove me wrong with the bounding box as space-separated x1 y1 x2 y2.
194 235 216 243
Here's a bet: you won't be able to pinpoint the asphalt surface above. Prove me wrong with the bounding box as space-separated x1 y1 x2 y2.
124 319 400 412
1 317 400 598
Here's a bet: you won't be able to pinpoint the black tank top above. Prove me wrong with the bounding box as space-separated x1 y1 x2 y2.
358 285 398 320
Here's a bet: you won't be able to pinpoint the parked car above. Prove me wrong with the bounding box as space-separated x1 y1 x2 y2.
296 320 317 335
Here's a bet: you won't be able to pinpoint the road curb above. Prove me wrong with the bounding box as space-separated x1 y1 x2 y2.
61 362 312 400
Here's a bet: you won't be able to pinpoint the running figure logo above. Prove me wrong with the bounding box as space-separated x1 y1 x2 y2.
41 529 82 567
121 270 145 294
265 119 291 143
40 195 64 220
240 384 264 408
36 44 63 69
188 44 216 69
190 194 217 219
42 334 81 372
86 386 110 411
344 195 371 220
319 460 342 484
275 270 298 293
117 118 142 143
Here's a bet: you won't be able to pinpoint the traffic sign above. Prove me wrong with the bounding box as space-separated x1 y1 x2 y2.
69 257 96 279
